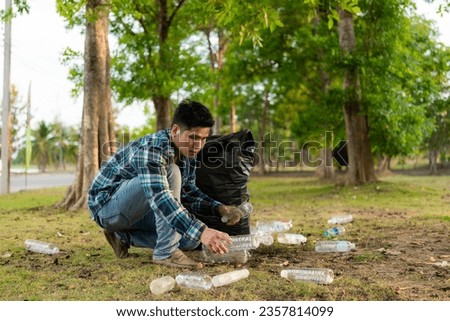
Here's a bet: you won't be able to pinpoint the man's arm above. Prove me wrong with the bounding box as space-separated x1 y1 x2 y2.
132 146 206 242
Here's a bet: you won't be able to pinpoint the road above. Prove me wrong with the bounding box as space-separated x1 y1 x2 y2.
10 172 76 193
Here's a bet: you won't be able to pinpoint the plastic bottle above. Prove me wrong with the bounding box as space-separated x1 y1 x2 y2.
227 234 260 252
240 201 253 214
221 201 253 223
327 214 353 224
201 245 249 264
24 239 60 255
277 233 307 244
251 230 274 246
255 220 293 233
175 272 213 290
315 240 355 252
212 269 250 287
149 276 175 295
323 226 346 237
280 268 334 284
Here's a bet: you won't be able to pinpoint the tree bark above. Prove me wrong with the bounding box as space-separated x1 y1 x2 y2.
153 96 172 130
205 27 228 134
337 9 377 185
258 91 269 174
230 101 236 133
57 0 115 210
152 0 186 130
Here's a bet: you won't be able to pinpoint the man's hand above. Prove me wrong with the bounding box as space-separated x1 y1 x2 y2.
200 227 232 254
216 205 244 225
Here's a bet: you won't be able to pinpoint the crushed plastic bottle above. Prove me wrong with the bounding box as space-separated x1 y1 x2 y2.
277 233 307 244
255 220 293 233
327 214 353 224
175 272 213 290
221 201 254 223
239 201 254 216
227 234 260 252
25 239 60 255
201 245 249 264
149 276 175 295
323 226 346 237
280 268 334 284
433 261 448 267
315 240 355 252
251 230 274 246
212 269 250 287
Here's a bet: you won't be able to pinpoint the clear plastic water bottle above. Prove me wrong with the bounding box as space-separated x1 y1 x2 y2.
323 226 346 237
227 234 260 251
212 269 250 287
201 245 249 264
25 239 60 255
280 268 334 284
239 201 254 216
315 240 355 252
221 202 254 223
327 214 353 224
251 230 274 246
175 272 213 290
277 233 307 244
149 276 175 295
255 220 292 233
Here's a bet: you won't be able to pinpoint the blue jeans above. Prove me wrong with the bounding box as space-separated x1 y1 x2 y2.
95 164 200 260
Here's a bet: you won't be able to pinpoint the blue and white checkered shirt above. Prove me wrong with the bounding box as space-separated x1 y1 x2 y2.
87 129 221 242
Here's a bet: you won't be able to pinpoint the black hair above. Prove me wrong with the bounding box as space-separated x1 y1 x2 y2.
171 99 215 130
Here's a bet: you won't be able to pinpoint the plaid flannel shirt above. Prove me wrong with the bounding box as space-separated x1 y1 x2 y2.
87 129 221 242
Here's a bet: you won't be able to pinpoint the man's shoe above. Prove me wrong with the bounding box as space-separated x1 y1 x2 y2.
103 230 129 259
153 250 203 269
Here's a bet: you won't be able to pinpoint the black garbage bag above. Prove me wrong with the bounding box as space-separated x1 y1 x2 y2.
194 129 256 235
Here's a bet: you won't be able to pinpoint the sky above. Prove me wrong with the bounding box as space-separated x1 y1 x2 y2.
0 0 449 129
0 0 147 129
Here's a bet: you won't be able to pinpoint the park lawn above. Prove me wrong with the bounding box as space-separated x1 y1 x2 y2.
0 172 448 301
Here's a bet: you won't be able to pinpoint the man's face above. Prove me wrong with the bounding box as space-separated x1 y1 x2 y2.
171 125 210 159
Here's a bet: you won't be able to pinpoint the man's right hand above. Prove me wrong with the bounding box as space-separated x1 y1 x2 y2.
216 205 243 225
200 227 232 254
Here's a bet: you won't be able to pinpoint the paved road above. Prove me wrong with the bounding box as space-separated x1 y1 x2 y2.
10 172 76 193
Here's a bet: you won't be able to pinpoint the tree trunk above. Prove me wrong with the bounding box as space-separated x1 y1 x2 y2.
230 101 236 133
153 96 172 130
317 148 335 180
337 9 377 185
205 27 228 135
258 91 269 174
429 149 438 175
57 0 115 210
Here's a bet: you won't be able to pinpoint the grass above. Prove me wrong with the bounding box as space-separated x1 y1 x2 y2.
0 172 448 301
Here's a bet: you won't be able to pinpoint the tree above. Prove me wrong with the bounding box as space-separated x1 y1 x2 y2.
57 0 115 210
110 0 189 130
31 121 55 172
336 8 376 184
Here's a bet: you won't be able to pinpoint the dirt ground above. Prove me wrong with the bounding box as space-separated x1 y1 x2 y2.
246 207 449 300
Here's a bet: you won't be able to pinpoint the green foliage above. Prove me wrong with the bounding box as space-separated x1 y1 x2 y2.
355 1 449 158
56 0 86 28
202 0 283 47
54 0 449 167
0 0 29 21
60 47 84 98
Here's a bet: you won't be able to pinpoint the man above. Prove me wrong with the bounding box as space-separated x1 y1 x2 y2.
88 99 243 269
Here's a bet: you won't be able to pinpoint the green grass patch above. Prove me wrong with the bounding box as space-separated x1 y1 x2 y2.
0 173 448 301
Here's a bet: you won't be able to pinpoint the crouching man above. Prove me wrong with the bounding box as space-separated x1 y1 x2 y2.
88 99 243 269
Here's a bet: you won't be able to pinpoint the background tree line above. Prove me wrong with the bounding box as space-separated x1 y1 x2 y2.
1 0 448 209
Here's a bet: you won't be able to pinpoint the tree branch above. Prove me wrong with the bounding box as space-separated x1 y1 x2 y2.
167 0 186 29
